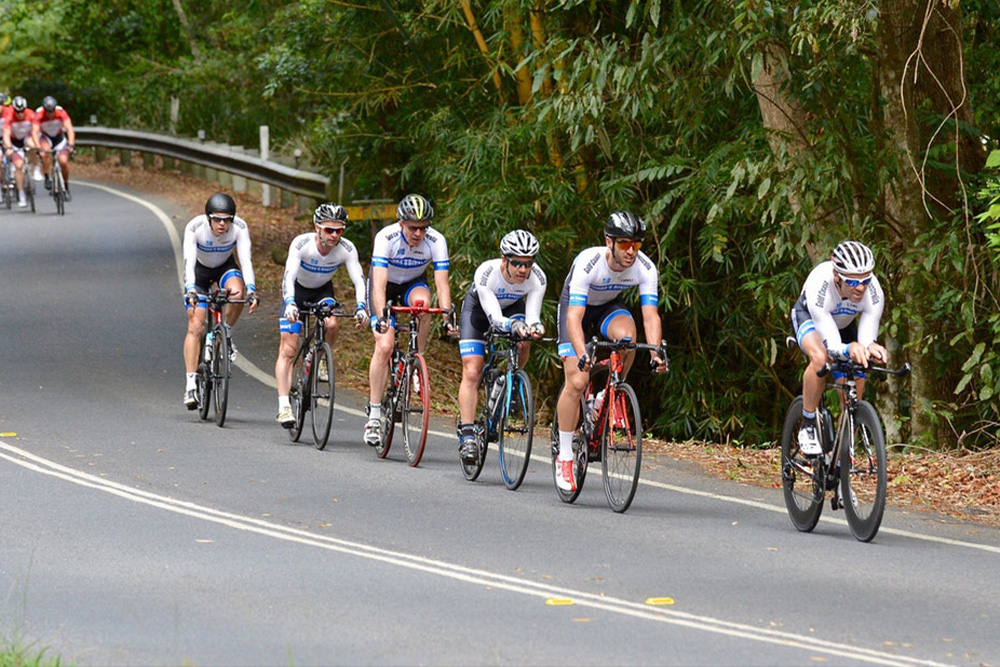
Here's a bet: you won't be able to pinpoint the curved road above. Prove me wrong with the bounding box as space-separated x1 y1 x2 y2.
1 182 998 666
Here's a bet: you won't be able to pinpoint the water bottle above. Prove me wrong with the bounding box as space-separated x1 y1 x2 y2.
820 408 835 453
303 349 313 376
592 389 606 421
203 331 214 362
488 373 505 412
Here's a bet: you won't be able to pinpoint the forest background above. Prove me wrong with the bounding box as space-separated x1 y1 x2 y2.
3 0 1000 451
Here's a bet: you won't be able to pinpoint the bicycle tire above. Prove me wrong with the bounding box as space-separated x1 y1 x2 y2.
499 369 533 491
26 182 34 213
550 383 588 503
840 400 888 542
462 376 489 481
197 360 212 421
53 169 65 215
374 358 398 459
212 330 230 427
780 396 825 532
287 344 308 442
310 342 335 450
401 353 430 467
602 382 642 513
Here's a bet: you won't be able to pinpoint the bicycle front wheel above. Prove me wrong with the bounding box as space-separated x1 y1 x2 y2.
401 354 430 467
374 360 397 459
601 382 642 513
499 369 533 491
310 342 335 450
550 384 588 504
54 170 65 215
287 344 307 443
780 396 824 532
212 330 230 427
462 377 489 481
840 400 888 542
197 360 212 421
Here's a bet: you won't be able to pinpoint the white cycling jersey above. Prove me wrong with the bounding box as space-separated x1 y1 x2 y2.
565 246 658 308
795 260 883 357
182 214 256 289
281 233 366 309
370 222 450 284
472 258 546 328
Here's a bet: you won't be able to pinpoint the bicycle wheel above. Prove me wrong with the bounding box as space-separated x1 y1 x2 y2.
601 382 642 513
197 360 212 421
26 181 34 213
401 353 430 467
54 170 65 215
780 396 825 532
212 330 230 427
550 383 588 503
310 342 335 450
840 400 888 542
499 369 533 491
287 344 307 443
374 358 397 459
462 375 489 481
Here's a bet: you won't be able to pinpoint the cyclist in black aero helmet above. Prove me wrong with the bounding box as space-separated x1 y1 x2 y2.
789 240 887 455
362 193 459 447
180 193 259 410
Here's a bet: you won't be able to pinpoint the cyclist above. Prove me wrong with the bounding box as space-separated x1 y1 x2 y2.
30 96 75 200
181 193 259 410
1 96 38 208
456 230 547 463
790 240 887 455
553 212 668 492
274 204 369 428
363 193 458 446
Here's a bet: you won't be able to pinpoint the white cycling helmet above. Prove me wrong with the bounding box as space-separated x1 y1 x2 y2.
314 203 348 225
831 241 875 275
500 229 539 257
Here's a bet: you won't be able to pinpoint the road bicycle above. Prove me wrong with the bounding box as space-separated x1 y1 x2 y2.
195 289 249 427
781 355 910 542
551 337 668 513
373 300 446 467
287 300 354 450
39 147 69 215
462 327 544 490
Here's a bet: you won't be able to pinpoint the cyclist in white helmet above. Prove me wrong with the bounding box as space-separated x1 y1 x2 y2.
790 240 888 455
274 203 369 428
455 229 547 463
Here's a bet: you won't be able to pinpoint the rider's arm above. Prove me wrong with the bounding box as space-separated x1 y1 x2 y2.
2 123 10 150
524 265 547 327
474 262 507 329
430 228 452 311
62 113 75 146
370 265 388 323
233 219 256 293
343 243 368 314
181 220 200 291
280 239 301 306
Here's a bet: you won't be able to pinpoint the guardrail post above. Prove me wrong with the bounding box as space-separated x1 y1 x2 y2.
119 149 131 166
260 126 271 207
142 151 155 170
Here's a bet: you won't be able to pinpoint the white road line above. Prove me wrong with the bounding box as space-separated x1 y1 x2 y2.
0 440 949 667
80 181 1000 556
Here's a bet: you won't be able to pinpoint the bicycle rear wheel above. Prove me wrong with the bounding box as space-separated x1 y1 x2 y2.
550 383 588 503
197 360 212 421
26 181 34 213
374 359 397 459
841 401 888 542
54 170 65 215
780 396 825 532
212 330 230 427
499 369 533 491
287 344 307 442
401 353 430 467
601 382 642 513
310 342 335 450
462 377 489 481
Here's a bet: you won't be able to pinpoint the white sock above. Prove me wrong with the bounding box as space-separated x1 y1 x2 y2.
558 430 575 461
369 402 381 419
278 396 290 411
185 373 197 391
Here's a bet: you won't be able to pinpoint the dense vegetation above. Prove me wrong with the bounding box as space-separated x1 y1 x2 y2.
3 0 999 449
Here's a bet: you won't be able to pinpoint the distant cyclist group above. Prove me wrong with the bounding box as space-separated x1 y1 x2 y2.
1 93 76 208
182 190 893 516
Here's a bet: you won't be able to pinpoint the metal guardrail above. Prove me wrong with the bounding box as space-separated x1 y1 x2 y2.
74 126 329 200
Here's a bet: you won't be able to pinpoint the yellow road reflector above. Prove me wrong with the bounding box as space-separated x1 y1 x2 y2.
545 598 575 606
0 432 17 437
645 597 675 606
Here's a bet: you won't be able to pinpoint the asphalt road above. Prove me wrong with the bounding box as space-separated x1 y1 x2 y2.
1 182 998 666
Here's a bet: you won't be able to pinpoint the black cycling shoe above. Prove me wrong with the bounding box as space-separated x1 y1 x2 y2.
459 437 479 464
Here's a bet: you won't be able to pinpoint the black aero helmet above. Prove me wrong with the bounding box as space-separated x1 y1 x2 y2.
313 203 348 225
42 96 57 113
604 211 646 240
12 96 27 113
397 194 433 222
205 192 236 217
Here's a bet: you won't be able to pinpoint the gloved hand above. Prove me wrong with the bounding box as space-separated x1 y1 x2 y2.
185 288 199 308
283 302 299 322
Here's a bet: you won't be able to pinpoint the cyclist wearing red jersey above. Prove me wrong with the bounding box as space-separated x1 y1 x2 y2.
2 96 39 207
30 96 75 201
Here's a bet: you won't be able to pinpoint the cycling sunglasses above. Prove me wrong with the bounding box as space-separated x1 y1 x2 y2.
319 225 345 235
614 239 643 251
208 214 234 224
840 275 873 288
506 258 534 269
